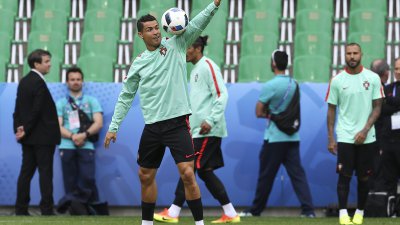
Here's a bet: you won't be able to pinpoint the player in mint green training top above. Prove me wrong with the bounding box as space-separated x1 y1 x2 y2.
103 1 222 225
154 36 240 224
326 43 384 225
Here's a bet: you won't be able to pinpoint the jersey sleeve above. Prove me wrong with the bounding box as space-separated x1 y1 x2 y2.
56 99 64 117
372 74 385 100
175 2 219 51
204 60 228 127
108 62 140 132
90 97 103 113
259 82 274 104
326 78 339 105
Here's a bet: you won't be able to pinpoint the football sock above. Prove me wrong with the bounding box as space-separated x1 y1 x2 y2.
173 179 186 207
198 170 230 205
142 201 155 221
355 209 364 216
168 204 181 218
337 175 351 209
187 198 203 221
195 220 204 225
222 203 238 218
141 221 153 225
357 178 369 210
339 209 349 217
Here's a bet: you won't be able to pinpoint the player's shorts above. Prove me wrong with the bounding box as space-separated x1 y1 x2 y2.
137 115 195 168
193 137 224 170
337 142 376 177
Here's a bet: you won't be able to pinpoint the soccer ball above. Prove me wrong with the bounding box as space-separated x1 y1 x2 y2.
161 8 189 35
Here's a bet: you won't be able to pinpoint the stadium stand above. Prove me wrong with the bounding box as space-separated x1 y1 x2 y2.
293 55 331 83
0 56 6 82
297 0 334 12
245 0 281 13
0 0 18 14
31 9 68 37
86 0 123 14
1 0 398 83
0 32 12 64
80 32 119 62
34 0 71 16
77 55 114 82
238 55 273 82
0 9 15 35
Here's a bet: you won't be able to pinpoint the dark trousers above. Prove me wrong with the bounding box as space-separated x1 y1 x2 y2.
249 141 314 215
382 140 400 195
15 144 55 215
60 149 99 203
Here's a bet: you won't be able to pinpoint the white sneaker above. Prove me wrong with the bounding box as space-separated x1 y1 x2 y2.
238 211 254 217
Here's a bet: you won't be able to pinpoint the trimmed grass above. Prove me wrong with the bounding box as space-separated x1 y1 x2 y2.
0 216 398 225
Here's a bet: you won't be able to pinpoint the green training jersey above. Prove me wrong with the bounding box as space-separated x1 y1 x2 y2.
189 56 228 138
109 2 218 132
326 66 384 144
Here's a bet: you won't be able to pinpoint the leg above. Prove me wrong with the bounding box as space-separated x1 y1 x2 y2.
355 143 375 211
198 169 239 221
59 149 78 195
282 142 314 215
35 145 56 215
248 141 284 216
139 167 157 222
15 145 37 215
198 169 230 205
336 143 355 224
382 142 400 195
77 149 99 203
177 161 203 222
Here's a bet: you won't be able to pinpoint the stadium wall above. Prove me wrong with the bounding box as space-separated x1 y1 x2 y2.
0 82 360 207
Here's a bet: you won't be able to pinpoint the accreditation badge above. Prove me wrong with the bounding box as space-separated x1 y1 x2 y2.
391 111 400 130
68 110 80 130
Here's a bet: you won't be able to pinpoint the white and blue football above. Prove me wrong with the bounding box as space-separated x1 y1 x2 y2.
161 8 189 35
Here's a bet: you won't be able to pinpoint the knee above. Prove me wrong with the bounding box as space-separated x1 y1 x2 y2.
138 169 154 186
180 168 195 184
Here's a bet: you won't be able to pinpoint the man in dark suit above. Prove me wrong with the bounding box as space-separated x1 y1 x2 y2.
13 49 61 216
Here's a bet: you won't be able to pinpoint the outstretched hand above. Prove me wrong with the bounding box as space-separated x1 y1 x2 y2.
214 0 221 7
104 132 117 149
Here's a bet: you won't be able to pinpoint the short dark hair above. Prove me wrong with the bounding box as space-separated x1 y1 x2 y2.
370 59 389 77
272 50 288 70
66 67 84 81
346 42 362 51
27 49 51 69
191 36 208 54
137 14 157 32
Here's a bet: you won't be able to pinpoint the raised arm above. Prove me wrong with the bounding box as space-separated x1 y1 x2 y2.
179 1 220 49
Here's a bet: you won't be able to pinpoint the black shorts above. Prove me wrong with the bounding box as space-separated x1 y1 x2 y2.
137 115 195 168
193 137 224 170
337 142 376 177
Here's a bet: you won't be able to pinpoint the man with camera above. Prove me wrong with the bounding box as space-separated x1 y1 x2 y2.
56 67 103 205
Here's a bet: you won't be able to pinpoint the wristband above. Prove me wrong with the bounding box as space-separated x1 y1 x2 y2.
85 131 90 138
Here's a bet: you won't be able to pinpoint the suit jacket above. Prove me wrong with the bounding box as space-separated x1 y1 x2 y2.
13 71 61 145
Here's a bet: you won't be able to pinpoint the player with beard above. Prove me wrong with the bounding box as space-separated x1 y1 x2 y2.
326 43 384 225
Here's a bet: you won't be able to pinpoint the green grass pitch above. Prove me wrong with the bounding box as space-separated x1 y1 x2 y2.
0 216 398 225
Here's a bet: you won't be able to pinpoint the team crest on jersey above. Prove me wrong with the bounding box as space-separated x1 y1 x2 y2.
194 74 198 82
159 45 167 56
363 80 370 90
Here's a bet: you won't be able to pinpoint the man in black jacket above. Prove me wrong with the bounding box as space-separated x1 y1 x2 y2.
13 49 61 215
380 58 400 195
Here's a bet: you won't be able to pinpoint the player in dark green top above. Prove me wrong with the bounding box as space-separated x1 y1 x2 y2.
104 1 222 225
